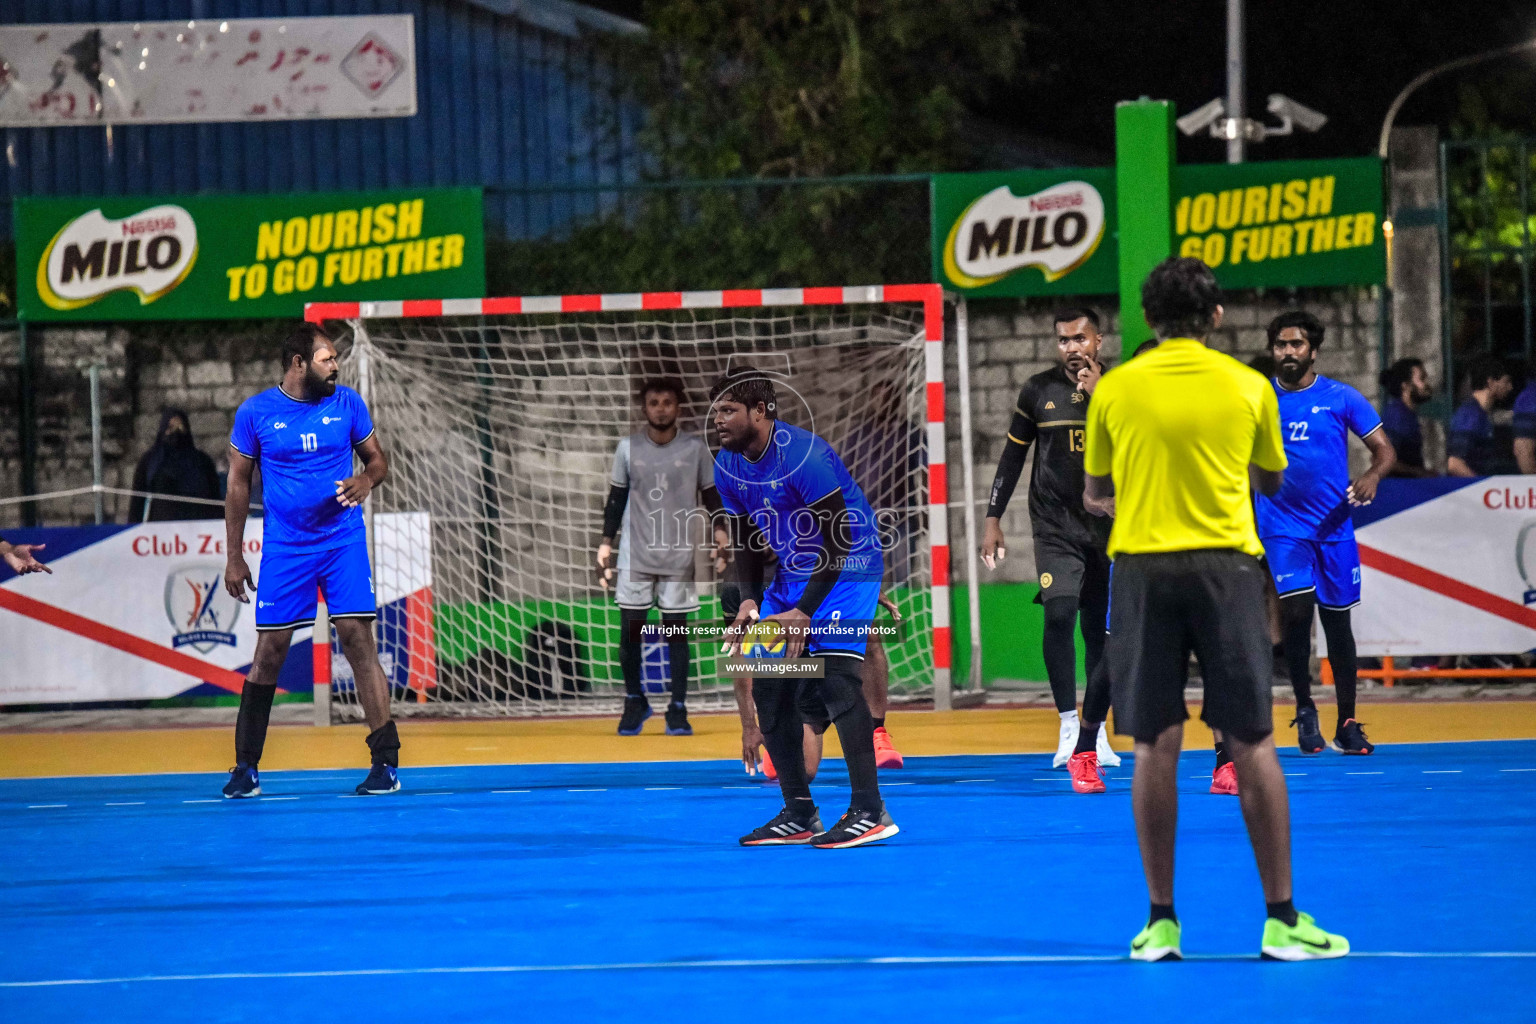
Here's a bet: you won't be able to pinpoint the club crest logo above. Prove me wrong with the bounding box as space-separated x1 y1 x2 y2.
944 181 1107 289
37 205 198 311
165 564 240 653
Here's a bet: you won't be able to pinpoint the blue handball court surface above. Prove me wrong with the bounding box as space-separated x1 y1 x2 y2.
3 741 1534 1023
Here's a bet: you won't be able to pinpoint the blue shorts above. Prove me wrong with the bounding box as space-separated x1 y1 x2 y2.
759 576 882 659
255 542 377 632
1262 535 1361 610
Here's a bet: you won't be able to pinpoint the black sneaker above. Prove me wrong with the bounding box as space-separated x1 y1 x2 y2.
739 805 823 846
664 701 692 736
222 764 260 799
1334 719 1375 755
1291 705 1326 754
617 696 653 736
810 807 899 849
355 763 400 795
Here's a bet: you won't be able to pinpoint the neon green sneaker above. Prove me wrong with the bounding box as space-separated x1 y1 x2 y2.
1260 911 1349 961
1129 918 1182 961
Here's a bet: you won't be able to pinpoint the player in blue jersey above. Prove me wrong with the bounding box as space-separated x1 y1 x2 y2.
711 367 897 849
220 324 401 798
1260 312 1395 756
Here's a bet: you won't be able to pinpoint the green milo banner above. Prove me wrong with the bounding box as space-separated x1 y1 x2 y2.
16 186 484 321
931 167 1118 299
933 157 1383 296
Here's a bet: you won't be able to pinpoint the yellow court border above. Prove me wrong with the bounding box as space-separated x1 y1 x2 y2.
2 701 1533 778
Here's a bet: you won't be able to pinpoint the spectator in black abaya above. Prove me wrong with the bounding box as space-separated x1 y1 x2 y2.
128 408 222 522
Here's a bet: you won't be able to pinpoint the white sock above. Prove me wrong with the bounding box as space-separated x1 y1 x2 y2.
1059 710 1079 725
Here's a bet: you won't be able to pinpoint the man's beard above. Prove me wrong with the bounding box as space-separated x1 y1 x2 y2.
1278 358 1310 384
306 368 338 397
647 414 677 432
718 428 749 453
1064 355 1087 375
1411 385 1432 404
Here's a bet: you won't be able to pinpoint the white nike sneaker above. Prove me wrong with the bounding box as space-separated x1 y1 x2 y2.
1095 724 1122 767
1053 716 1080 768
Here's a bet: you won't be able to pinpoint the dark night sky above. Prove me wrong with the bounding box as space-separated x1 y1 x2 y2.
584 0 1536 165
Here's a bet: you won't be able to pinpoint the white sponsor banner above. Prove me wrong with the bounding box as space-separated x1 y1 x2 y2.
1345 478 1536 656
0 16 416 127
0 513 429 705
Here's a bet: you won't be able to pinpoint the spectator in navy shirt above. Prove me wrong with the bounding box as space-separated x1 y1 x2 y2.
1379 358 1435 477
1447 355 1514 477
1514 367 1536 474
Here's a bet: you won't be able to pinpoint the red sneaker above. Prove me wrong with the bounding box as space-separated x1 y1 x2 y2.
760 747 778 781
873 726 904 769
1210 761 1238 796
1067 750 1106 793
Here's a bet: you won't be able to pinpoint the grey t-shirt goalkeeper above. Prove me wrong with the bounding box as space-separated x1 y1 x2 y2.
611 432 715 576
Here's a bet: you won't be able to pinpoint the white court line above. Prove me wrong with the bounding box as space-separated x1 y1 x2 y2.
183 799 220 804
955 779 995 784
4 951 1533 988
26 804 66 809
106 801 145 806
1348 772 1385 776
644 787 681 791
567 788 607 793
1285 773 1308 777
1501 768 1536 772
882 782 915 786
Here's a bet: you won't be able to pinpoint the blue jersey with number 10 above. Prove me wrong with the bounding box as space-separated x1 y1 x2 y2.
1256 374 1382 542
230 385 374 551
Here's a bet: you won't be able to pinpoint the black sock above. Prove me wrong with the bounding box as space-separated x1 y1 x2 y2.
1149 902 1177 925
365 720 400 768
1074 718 1101 755
758 686 813 805
235 683 277 767
1215 739 1231 768
831 697 882 812
662 612 690 705
1318 607 1358 728
1266 899 1298 926
618 607 648 697
1280 594 1317 711
872 716 886 730
1041 597 1081 714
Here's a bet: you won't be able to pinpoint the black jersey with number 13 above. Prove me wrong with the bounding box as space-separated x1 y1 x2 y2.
988 366 1110 545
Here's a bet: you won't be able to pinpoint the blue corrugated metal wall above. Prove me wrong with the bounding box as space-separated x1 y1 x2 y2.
0 0 641 240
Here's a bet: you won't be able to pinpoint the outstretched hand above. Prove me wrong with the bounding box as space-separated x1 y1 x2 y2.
2 543 51 575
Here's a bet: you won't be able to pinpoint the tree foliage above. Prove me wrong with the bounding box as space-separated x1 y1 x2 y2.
488 1 1025 294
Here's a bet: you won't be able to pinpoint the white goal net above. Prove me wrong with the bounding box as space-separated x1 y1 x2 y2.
318 287 946 718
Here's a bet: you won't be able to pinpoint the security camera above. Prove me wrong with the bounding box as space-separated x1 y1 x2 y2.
1176 97 1227 137
1267 94 1328 133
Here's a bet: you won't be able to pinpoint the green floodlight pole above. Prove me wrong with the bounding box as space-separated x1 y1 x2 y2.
1115 99 1176 350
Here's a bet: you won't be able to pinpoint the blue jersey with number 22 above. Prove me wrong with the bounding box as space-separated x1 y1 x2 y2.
1256 374 1381 542
230 385 375 551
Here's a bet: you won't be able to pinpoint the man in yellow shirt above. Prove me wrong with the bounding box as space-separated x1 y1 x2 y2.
1083 257 1349 963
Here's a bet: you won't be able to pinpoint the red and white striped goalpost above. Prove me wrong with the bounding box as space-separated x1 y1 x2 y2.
307 284 957 709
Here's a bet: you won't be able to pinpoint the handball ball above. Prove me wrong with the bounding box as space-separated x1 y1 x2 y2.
742 619 787 658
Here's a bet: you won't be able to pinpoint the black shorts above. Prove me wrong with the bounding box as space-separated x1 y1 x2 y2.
1033 527 1112 605
1106 549 1274 742
752 655 860 736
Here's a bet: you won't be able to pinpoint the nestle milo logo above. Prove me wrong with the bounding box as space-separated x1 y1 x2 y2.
943 181 1106 289
37 205 199 311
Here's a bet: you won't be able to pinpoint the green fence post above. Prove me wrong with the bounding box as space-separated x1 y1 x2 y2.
1115 100 1175 349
